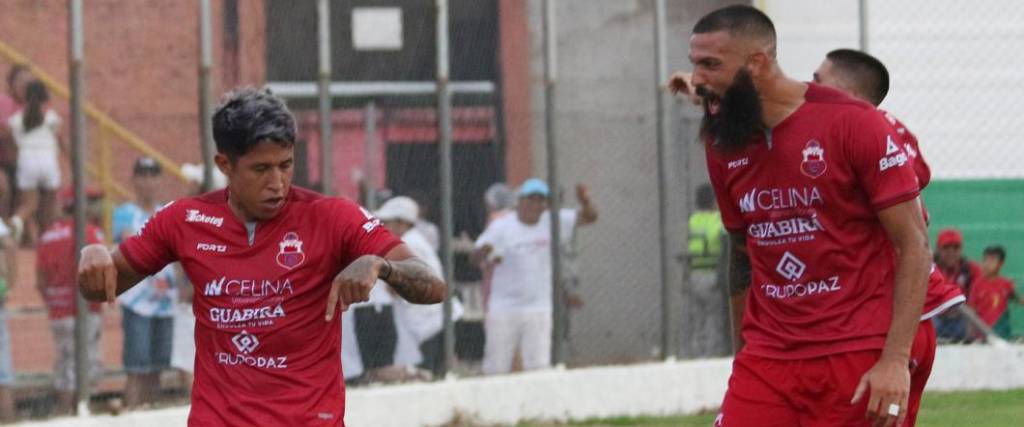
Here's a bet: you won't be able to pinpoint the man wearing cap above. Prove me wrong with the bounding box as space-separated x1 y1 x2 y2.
36 188 105 415
374 196 461 377
471 178 597 374
932 228 982 342
112 157 181 408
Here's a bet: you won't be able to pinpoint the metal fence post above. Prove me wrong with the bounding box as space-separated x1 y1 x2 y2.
436 0 457 377
317 0 333 195
653 0 675 360
542 0 567 366
68 0 90 416
199 0 215 191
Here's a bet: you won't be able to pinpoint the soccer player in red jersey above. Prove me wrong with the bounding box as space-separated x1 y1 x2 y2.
811 48 966 426
77 88 446 426
676 6 931 427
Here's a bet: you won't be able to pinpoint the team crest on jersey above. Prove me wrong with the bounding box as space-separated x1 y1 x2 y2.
276 232 305 270
800 139 827 179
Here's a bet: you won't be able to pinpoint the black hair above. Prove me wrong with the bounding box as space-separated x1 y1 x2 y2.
696 183 716 210
5 64 28 93
212 87 296 161
983 245 1006 263
825 49 890 106
22 80 48 132
693 4 777 55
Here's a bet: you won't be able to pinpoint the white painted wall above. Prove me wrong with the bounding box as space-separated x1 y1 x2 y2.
20 344 1024 427
762 0 1024 179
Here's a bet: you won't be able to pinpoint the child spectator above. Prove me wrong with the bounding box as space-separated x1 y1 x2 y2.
968 245 1023 338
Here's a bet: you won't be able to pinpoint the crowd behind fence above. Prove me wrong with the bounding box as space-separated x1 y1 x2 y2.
0 0 1020 423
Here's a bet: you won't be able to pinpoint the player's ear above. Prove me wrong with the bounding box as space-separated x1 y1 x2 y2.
214 153 233 177
746 50 771 78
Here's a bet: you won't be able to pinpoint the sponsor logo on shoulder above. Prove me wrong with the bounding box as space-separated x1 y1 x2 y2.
879 135 909 171
185 209 224 227
196 242 227 253
358 207 381 233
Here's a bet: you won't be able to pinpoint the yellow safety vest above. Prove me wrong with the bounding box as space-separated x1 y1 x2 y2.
688 210 723 270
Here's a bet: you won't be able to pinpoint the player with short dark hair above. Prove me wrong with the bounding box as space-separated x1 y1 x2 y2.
678 5 931 426
814 48 966 426
78 87 447 426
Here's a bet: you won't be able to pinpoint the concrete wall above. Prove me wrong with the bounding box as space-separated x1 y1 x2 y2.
0 0 266 201
22 344 1024 427
521 0 731 364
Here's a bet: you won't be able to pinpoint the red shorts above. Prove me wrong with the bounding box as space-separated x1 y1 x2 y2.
716 323 934 427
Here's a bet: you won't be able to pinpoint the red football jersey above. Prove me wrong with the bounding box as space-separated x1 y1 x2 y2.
36 218 104 319
879 110 966 318
706 84 921 359
120 187 401 426
968 275 1016 326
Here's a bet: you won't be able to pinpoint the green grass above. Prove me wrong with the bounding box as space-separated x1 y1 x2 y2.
514 389 1024 427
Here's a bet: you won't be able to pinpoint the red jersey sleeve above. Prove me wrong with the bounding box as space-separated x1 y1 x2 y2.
119 201 179 276
705 147 746 232
328 198 403 267
843 109 920 211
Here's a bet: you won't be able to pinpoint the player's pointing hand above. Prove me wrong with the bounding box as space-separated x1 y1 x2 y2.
78 243 118 303
326 255 385 321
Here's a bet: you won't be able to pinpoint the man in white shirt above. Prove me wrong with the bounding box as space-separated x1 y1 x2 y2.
471 178 597 374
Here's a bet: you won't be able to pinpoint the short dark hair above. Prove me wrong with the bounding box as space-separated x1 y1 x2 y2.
693 5 776 55
983 245 1006 263
696 183 716 210
825 49 890 106
212 87 296 161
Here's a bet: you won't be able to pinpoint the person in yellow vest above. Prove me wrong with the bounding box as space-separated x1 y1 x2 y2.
681 184 730 357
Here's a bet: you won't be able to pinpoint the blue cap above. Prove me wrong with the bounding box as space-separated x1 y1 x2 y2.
518 178 550 198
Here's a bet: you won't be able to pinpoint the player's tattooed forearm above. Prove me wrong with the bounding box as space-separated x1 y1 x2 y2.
387 258 447 304
728 234 751 297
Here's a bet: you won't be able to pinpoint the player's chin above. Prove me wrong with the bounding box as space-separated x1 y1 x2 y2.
257 198 285 218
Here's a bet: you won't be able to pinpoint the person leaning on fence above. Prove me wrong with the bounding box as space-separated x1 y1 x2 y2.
113 157 181 409
932 228 981 342
0 212 16 422
680 183 730 358
36 188 105 416
968 245 1023 339
7 80 65 246
0 64 32 219
470 178 597 375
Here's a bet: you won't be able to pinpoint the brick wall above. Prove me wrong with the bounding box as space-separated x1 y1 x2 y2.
0 0 266 202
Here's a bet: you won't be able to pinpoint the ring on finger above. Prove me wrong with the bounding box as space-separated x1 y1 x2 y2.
887 403 900 416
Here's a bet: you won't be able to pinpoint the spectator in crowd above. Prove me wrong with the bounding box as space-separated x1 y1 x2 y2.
7 80 64 246
473 183 516 313
0 64 31 218
0 212 16 422
113 157 180 408
36 189 104 415
377 196 463 378
471 178 597 374
968 245 1022 338
681 183 730 357
933 228 982 342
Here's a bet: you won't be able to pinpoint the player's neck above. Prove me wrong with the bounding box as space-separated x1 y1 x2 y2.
757 75 807 128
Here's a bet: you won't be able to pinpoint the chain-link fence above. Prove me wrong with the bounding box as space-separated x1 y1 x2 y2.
0 0 1021 424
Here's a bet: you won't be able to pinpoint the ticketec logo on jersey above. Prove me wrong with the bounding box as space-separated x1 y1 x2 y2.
185 209 224 227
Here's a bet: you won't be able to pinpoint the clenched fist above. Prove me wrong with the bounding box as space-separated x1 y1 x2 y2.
78 244 118 303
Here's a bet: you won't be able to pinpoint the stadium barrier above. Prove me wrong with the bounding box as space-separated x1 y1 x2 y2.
20 344 1024 427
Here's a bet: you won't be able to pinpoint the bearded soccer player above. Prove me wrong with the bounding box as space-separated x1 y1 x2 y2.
812 48 966 426
677 6 930 427
77 88 446 426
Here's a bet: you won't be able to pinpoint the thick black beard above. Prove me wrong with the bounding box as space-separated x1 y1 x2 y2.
700 69 765 153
